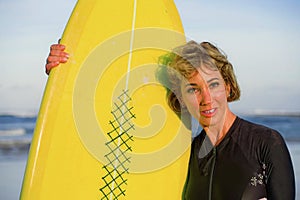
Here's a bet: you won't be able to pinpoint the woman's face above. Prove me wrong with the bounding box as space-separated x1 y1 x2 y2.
180 67 230 129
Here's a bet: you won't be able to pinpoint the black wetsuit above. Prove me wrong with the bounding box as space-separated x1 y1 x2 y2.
182 117 295 200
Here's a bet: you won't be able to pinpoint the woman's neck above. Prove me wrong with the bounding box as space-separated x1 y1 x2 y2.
204 110 236 146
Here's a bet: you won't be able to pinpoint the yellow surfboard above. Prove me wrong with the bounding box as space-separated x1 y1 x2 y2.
21 0 191 199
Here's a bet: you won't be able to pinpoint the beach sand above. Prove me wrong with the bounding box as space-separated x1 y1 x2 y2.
0 159 26 200
0 142 299 200
288 142 300 198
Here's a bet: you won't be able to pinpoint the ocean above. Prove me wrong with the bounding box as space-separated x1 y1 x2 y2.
0 115 35 161
243 115 300 142
1 114 299 155
0 114 299 199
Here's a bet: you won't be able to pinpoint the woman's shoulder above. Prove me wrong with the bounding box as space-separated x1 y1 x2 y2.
236 117 285 144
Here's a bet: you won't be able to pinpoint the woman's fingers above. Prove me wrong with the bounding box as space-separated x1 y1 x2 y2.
45 44 69 75
45 61 60 75
50 43 65 51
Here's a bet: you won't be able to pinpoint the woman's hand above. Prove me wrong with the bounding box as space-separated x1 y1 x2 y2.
45 44 69 75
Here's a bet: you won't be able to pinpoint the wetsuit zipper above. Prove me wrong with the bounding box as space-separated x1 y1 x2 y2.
208 147 217 200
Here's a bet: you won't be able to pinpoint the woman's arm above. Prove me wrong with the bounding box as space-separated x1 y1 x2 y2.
266 132 295 199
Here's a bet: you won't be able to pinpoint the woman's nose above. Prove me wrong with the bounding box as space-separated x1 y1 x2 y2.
199 87 212 105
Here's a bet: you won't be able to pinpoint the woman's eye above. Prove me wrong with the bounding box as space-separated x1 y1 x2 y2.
209 82 219 89
187 87 199 94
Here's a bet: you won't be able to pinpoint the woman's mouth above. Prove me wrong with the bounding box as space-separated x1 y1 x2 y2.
201 108 217 117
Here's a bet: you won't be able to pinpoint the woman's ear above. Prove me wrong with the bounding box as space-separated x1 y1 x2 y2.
226 84 231 98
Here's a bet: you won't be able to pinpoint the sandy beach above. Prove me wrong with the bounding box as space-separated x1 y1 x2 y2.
0 159 26 200
288 142 300 198
0 142 299 200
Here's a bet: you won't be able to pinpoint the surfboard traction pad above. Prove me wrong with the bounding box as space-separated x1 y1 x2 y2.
100 90 135 199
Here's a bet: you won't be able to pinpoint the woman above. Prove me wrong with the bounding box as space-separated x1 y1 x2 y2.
45 41 295 199
156 41 295 200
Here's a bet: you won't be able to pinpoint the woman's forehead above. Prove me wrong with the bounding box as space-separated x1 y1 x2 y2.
191 67 221 81
180 71 221 88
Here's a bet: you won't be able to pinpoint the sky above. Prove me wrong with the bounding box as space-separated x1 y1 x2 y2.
0 0 299 115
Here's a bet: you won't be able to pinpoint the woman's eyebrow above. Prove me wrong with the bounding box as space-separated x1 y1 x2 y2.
207 78 220 83
184 83 197 87
184 78 219 87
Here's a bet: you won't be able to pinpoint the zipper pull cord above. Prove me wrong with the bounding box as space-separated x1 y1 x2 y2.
208 147 217 200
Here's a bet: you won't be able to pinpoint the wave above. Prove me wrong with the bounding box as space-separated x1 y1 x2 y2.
0 114 37 120
240 110 300 117
0 129 26 137
0 137 31 149
0 111 37 118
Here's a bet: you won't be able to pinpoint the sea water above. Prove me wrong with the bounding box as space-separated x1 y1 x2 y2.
1 114 299 154
0 115 35 160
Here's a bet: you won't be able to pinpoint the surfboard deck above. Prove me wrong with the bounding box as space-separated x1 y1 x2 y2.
21 0 191 199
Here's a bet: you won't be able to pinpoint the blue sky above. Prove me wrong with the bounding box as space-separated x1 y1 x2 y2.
0 0 299 115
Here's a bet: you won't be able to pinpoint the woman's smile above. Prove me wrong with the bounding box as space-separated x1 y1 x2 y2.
200 108 217 117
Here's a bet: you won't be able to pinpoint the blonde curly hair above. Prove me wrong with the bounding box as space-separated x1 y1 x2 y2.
156 41 240 116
